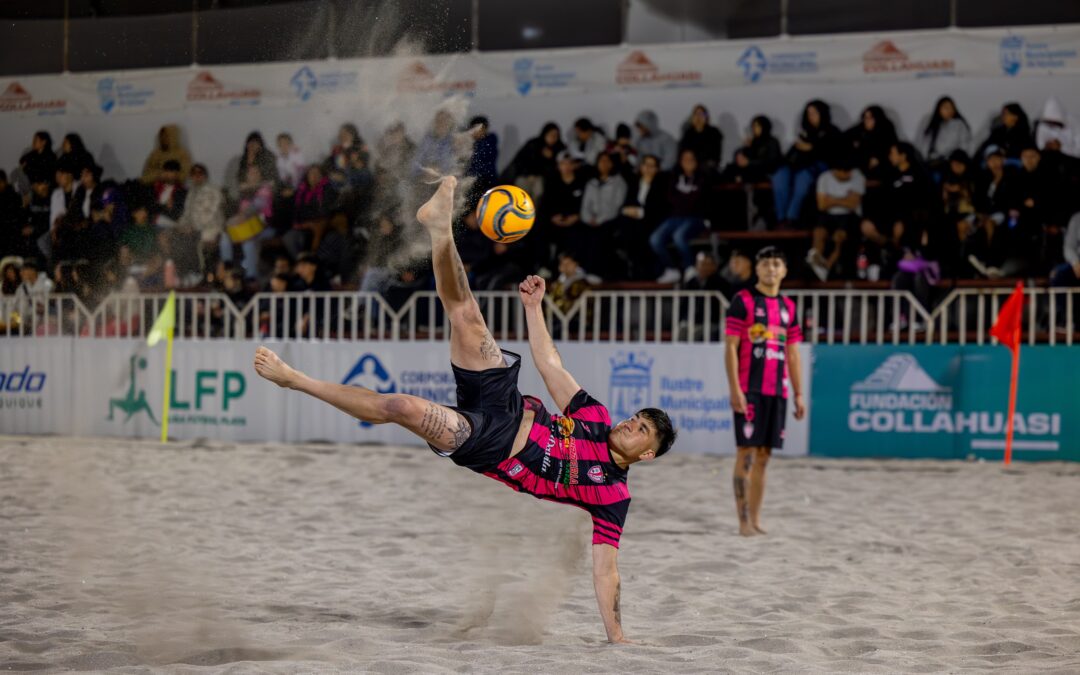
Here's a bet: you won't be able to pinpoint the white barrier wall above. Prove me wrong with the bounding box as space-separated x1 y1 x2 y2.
2 27 1078 187
0 338 811 455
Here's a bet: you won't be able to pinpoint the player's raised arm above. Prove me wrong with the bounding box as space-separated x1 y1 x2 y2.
592 543 629 644
519 275 581 411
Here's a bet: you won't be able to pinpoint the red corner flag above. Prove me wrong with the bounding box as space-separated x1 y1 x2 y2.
990 281 1025 465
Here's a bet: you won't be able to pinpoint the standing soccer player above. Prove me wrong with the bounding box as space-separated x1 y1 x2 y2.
724 246 805 536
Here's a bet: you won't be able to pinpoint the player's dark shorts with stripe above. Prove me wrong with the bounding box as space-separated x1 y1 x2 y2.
734 393 787 449
428 350 524 473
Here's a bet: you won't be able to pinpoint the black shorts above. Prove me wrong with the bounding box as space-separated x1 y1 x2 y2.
733 392 787 450
428 350 525 473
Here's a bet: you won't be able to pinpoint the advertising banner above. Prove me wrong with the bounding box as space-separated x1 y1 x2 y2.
810 346 1077 462
0 337 72 435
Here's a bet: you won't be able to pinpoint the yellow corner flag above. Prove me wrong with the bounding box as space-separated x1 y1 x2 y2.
147 291 176 443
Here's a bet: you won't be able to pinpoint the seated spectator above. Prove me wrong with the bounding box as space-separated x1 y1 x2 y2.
178 163 226 275
327 123 368 185
652 149 709 283
721 249 755 297
413 109 460 178
977 102 1032 161
807 153 865 281
222 164 275 280
359 212 403 295
375 122 416 177
49 166 76 233
1050 212 1080 330
607 123 638 173
1 257 21 295
315 211 361 285
18 131 56 187
613 154 668 280
579 152 628 279
682 251 726 292
679 104 723 171
15 257 53 302
567 117 608 167
275 133 307 190
1013 145 1060 272
549 251 598 315
773 100 841 226
295 252 331 292
286 164 338 258
151 160 188 228
635 110 678 170
465 116 499 195
504 122 563 201
141 125 192 184
536 150 586 271
294 252 332 336
0 170 25 251
846 105 897 180
919 96 972 172
1035 97 1080 158
967 145 1029 278
25 178 52 251
73 164 105 220
119 205 158 265
942 150 976 218
237 132 280 194
721 115 782 184
258 272 293 338
52 210 93 266
57 133 94 177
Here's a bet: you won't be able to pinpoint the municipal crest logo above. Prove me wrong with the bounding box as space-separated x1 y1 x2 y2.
514 58 533 96
1000 35 1023 76
291 66 318 101
97 78 116 114
609 352 652 421
737 46 767 83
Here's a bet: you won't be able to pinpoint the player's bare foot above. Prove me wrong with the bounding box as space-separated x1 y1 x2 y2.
254 346 300 389
753 525 767 535
739 525 758 537
416 175 457 235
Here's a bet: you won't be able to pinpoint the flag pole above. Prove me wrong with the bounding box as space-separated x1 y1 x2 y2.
1003 324 1020 466
161 325 174 444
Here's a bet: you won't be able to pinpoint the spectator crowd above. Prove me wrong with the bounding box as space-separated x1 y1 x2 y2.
3 94 1080 322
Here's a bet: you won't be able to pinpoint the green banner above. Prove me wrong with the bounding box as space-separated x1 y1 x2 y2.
810 346 1076 462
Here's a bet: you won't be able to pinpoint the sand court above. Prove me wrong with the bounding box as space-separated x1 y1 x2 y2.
2 435 1079 673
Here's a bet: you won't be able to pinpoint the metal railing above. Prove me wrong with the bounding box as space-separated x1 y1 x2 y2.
2 288 1077 345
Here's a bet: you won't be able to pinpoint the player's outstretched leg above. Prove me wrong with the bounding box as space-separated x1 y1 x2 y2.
254 346 471 452
733 447 757 537
416 176 505 372
748 447 771 534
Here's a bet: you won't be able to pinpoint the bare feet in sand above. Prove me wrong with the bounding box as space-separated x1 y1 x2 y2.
739 525 758 537
254 346 301 389
753 525 767 535
416 175 457 235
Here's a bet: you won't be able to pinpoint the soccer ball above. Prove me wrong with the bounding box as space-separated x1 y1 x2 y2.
476 184 535 243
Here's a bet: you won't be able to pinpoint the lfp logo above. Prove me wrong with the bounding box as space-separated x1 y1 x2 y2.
609 352 653 421
1000 35 1024 76
107 353 247 427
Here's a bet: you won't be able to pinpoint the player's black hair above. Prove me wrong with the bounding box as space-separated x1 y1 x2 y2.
756 246 786 264
638 408 677 458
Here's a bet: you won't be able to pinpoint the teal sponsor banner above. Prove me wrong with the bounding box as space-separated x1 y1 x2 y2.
810 346 1076 462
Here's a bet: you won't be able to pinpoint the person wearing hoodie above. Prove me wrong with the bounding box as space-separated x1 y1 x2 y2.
652 149 709 283
465 115 500 194
772 100 841 226
1035 97 1080 158
57 134 94 178
178 164 226 274
635 110 678 171
918 96 973 170
721 116 782 184
504 122 565 202
977 102 1032 162
237 131 280 192
579 152 628 278
19 131 56 188
141 125 192 184
678 104 723 171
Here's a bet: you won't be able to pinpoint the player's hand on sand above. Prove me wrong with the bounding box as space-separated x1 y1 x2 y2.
254 346 299 389
519 275 546 308
731 389 748 414
794 393 806 420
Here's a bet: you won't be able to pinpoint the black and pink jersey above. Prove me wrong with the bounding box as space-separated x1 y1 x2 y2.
484 390 630 548
725 288 803 398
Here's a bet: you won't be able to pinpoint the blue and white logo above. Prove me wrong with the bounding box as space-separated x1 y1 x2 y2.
95 76 153 114
341 353 457 428
342 354 396 428
290 66 318 101
97 78 117 113
1000 35 1024 76
609 352 653 421
514 58 534 95
737 46 768 83
290 65 358 102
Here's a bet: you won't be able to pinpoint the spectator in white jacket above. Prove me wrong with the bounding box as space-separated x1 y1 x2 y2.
1035 97 1080 158
579 152 628 279
275 133 308 189
178 163 226 275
